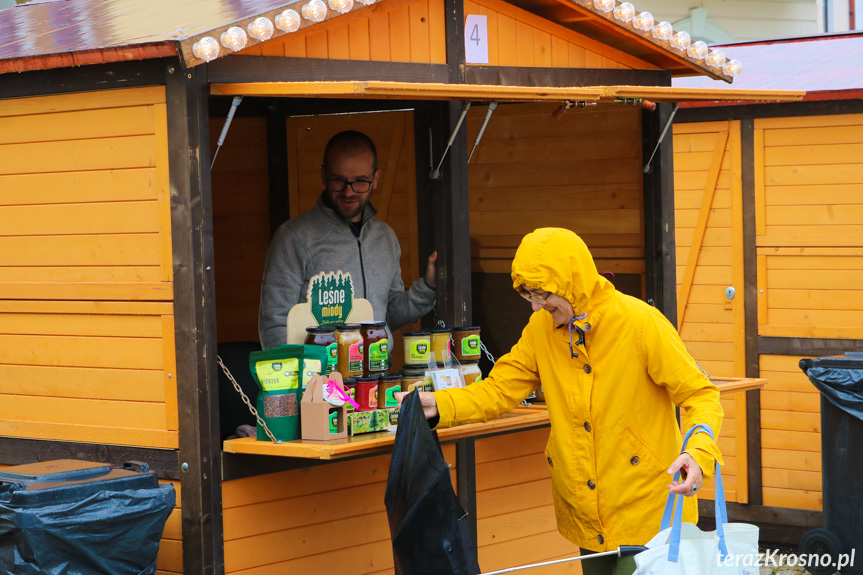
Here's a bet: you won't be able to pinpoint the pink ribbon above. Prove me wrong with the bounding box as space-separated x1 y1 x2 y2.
326 380 359 409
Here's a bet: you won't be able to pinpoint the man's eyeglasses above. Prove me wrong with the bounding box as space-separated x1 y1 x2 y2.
326 178 374 194
518 287 552 305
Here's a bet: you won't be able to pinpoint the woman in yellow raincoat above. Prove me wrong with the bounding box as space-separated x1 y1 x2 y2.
403 227 724 575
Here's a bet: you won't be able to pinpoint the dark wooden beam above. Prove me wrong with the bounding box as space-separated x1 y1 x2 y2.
759 337 863 356
445 0 466 83
675 99 863 123
464 67 670 87
642 103 677 322
266 102 290 231
418 101 472 327
0 57 174 99
166 64 224 575
456 437 479 559
699 500 823 528
208 55 449 84
0 437 179 480
740 119 763 507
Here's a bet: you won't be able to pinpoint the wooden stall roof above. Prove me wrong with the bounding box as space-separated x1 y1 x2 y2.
211 80 804 102
674 31 863 103
1 0 736 81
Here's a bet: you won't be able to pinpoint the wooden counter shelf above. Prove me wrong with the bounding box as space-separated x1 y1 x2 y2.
223 407 550 460
222 377 765 460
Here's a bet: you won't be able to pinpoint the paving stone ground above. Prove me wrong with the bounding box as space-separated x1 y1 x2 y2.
757 543 837 575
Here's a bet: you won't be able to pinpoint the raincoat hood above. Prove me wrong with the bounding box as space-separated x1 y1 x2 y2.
511 228 614 318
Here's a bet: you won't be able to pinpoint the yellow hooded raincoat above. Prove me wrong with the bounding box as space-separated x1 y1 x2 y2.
433 228 724 552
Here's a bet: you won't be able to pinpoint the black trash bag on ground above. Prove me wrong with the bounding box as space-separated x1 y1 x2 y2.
801 355 863 420
385 390 481 575
0 482 175 575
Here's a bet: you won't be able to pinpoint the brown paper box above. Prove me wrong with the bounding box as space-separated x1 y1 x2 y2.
301 372 348 440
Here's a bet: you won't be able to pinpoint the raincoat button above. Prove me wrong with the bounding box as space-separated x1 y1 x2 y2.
587 480 595 489
597 534 604 545
583 322 591 332
584 365 592 374
631 456 640 465
584 422 591 432
547 456 553 466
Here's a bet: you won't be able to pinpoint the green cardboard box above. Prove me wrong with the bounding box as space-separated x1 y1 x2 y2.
347 408 399 436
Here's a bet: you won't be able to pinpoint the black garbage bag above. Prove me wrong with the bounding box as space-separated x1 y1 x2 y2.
800 355 863 420
384 390 481 575
0 461 176 575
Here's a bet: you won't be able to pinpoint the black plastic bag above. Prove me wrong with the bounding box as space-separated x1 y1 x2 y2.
385 390 481 575
801 355 863 420
0 482 175 575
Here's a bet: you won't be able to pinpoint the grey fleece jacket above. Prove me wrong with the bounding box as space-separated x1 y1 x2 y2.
258 194 436 349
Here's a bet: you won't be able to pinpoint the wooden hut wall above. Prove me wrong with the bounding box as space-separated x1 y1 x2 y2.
468 102 645 359
210 117 270 343
236 0 654 70
672 120 748 504
673 111 863 513
474 428 580 573
462 0 656 69
754 113 863 511
0 86 179 449
220 445 457 574
236 0 446 62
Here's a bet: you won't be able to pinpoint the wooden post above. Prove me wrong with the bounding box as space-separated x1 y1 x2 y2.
166 64 225 575
741 118 763 506
416 101 472 328
643 103 678 324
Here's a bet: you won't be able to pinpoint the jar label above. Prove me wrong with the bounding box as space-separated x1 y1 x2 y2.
255 358 299 391
384 385 399 407
328 410 339 434
370 387 378 408
349 342 363 372
346 388 356 412
301 358 322 391
409 339 430 361
461 335 481 357
325 342 338 373
368 339 389 371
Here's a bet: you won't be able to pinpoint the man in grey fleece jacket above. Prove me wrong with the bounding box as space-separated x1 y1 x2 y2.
258 131 437 350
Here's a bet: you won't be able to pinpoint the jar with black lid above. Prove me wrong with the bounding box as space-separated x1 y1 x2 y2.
304 326 337 374
360 321 389 376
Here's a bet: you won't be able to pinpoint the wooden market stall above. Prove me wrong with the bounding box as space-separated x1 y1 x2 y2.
0 1 796 574
670 31 863 541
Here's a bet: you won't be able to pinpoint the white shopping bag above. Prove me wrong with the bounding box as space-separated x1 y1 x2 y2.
633 424 759 575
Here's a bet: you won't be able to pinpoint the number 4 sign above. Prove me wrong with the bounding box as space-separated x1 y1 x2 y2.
464 15 489 64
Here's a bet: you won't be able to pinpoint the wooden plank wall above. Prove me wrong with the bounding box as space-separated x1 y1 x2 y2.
755 114 863 340
157 480 184 575
758 354 822 511
468 103 645 277
475 428 583 574
0 86 179 449
672 121 747 503
463 0 655 70
237 0 446 63
751 113 863 511
221 445 457 574
210 117 270 343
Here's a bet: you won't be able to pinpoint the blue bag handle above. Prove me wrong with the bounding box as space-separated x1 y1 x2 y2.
659 423 728 562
